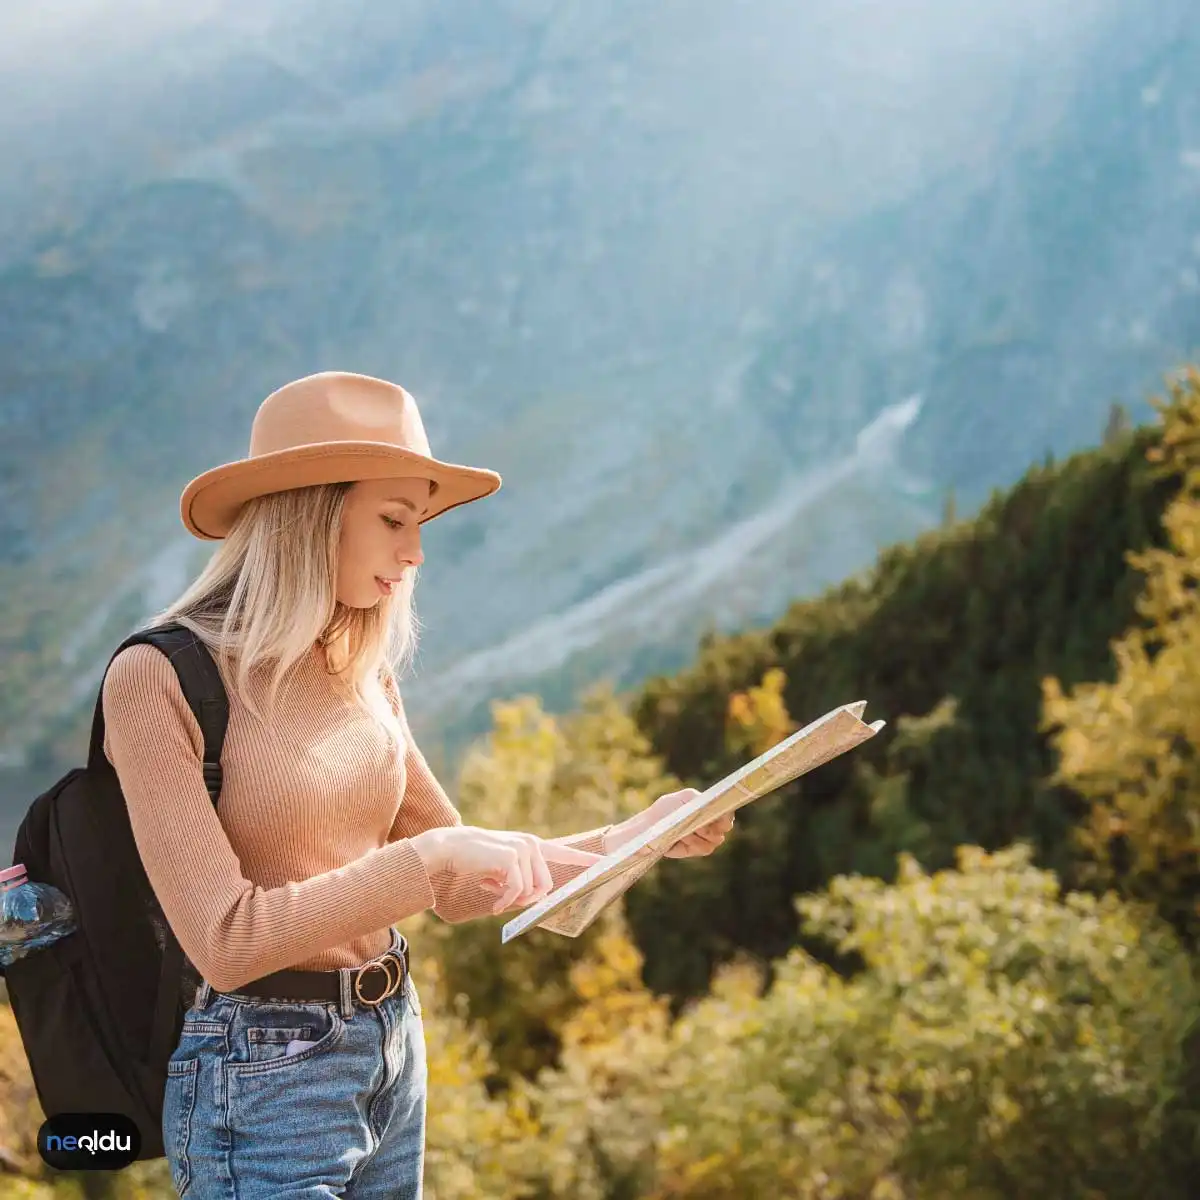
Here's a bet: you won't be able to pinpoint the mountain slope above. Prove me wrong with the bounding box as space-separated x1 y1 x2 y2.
0 0 1197 787
625 415 1182 999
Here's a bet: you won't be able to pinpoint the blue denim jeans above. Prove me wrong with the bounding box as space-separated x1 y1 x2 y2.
163 928 427 1198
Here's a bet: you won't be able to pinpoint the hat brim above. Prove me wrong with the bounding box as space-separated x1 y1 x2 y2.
180 442 502 540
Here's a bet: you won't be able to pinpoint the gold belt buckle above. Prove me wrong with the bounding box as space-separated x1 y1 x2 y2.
353 952 403 1007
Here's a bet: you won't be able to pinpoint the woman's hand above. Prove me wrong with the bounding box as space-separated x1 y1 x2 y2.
411 826 603 914
605 788 736 859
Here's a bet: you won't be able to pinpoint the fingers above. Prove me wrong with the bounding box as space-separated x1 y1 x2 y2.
471 833 614 916
665 818 733 858
491 846 526 914
510 835 553 909
494 840 537 914
691 814 734 844
509 838 537 910
476 806 737 913
540 842 605 868
673 833 715 857
490 836 564 914
526 836 555 896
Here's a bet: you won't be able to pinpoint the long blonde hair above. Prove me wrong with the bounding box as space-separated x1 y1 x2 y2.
144 481 419 750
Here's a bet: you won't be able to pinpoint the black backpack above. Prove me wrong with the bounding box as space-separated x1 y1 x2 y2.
1 622 228 1162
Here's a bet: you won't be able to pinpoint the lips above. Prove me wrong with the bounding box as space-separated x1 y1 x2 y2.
376 576 395 595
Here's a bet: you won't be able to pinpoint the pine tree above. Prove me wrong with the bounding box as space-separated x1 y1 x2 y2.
942 486 958 526
628 371 1186 998
1043 367 1200 942
1103 399 1133 445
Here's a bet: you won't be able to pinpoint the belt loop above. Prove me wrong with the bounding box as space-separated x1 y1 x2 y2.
195 979 212 1010
338 966 354 1019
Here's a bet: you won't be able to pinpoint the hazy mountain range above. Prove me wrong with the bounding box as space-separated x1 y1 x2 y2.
1 0 1198 829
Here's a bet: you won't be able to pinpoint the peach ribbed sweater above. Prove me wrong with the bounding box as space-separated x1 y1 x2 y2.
101 642 609 993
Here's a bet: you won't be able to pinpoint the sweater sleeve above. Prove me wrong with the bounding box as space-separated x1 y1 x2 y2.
382 672 614 924
102 644 438 993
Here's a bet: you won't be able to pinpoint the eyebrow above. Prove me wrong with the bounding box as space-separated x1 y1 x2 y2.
384 497 419 512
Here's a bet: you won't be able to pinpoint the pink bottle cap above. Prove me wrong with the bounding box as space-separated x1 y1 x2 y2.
0 864 27 884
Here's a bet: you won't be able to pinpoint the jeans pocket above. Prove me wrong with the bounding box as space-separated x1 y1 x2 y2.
229 1003 345 1075
246 1023 323 1064
163 1058 199 1198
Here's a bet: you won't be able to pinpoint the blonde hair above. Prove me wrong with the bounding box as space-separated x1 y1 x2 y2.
144 481 419 751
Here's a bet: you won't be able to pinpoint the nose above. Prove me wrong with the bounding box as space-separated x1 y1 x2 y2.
399 537 423 568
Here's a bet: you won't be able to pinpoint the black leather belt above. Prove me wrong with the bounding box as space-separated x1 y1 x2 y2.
232 937 410 1008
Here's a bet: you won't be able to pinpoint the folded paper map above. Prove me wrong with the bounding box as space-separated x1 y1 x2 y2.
501 700 886 943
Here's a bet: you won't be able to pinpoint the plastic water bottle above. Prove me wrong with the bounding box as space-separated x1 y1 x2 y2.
0 863 77 967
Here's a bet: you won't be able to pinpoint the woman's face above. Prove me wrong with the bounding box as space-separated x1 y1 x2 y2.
336 476 431 608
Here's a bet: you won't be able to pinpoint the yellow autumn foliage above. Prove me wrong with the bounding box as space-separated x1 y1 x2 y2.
1043 367 1200 938
421 686 677 1081
726 667 797 757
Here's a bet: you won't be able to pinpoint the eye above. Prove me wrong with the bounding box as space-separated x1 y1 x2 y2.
382 515 406 530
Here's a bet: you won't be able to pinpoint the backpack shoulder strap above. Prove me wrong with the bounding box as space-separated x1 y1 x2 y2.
85 623 230 1062
87 622 229 807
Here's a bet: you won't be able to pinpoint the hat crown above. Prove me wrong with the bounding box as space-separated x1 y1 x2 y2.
249 372 433 459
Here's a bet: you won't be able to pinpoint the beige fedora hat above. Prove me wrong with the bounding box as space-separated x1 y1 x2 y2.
180 371 501 540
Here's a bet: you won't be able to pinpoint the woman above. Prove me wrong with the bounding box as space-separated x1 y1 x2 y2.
100 371 733 1199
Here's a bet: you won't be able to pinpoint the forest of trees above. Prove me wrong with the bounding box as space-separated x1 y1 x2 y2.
4 369 1200 1198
